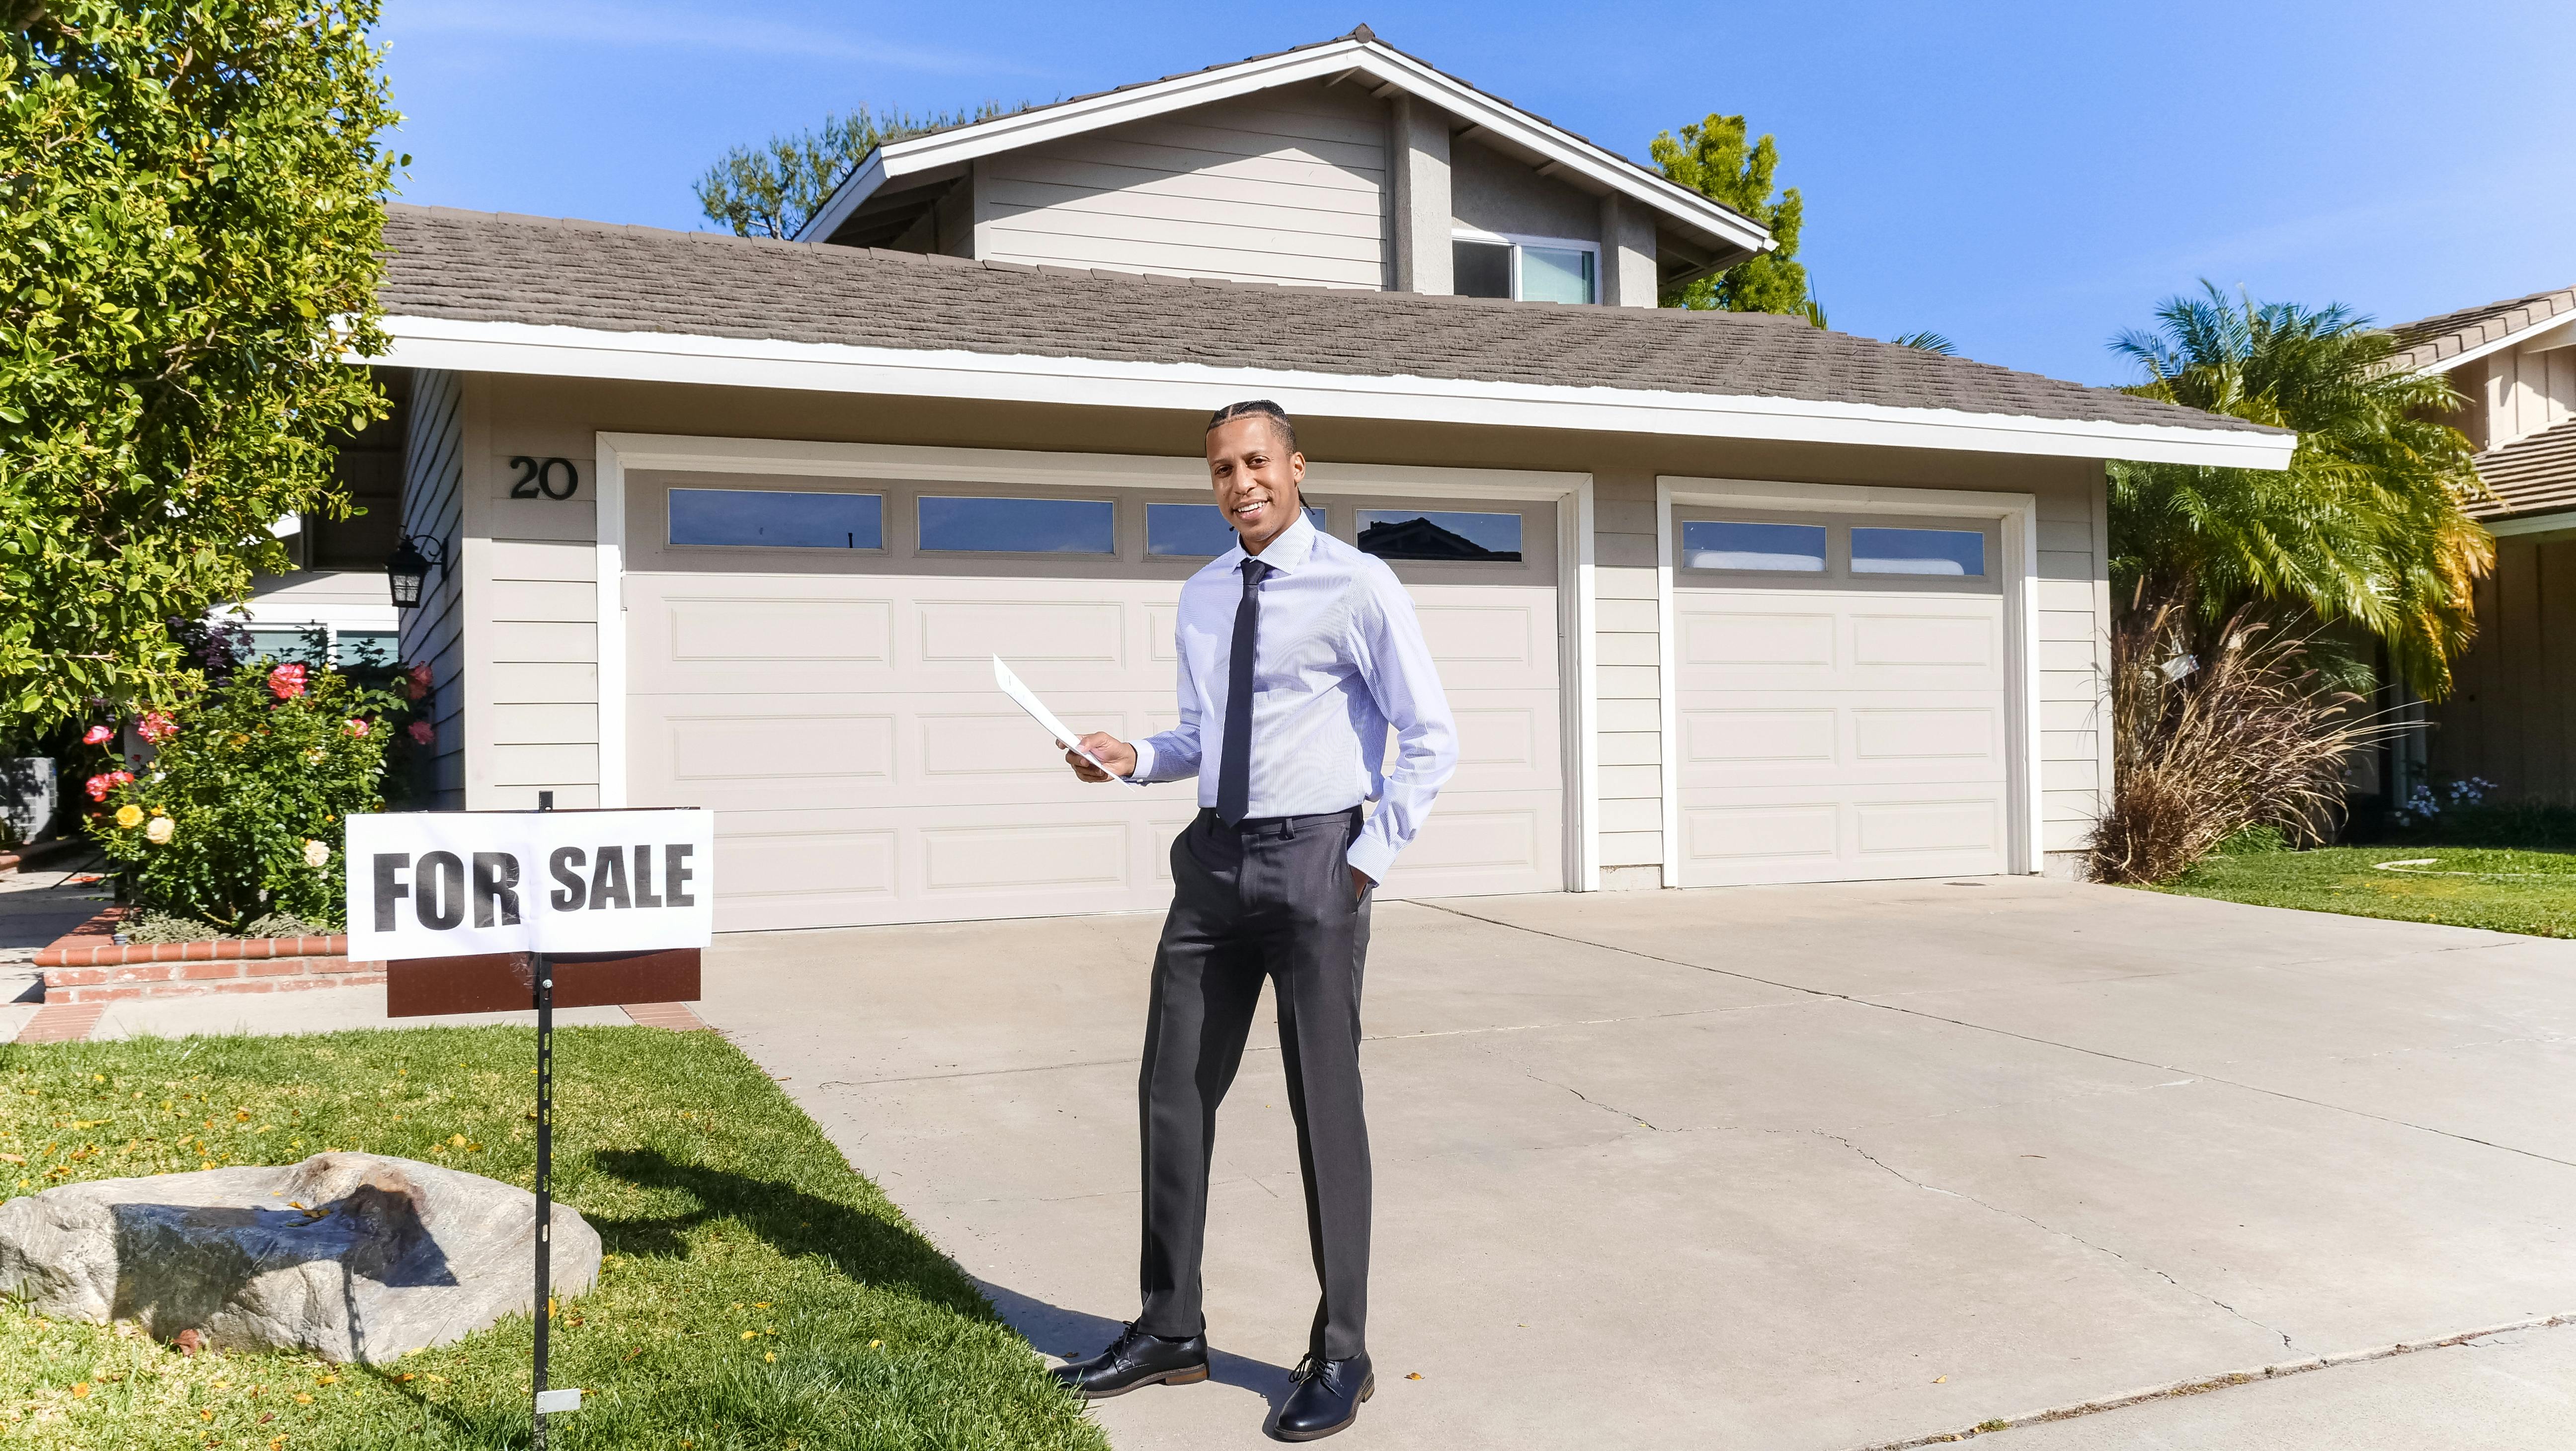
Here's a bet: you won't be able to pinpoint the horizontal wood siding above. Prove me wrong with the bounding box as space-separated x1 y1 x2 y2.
2038 482 2111 860
976 80 1387 289
1594 475 1660 884
2430 536 2576 802
397 369 466 806
474 449 600 809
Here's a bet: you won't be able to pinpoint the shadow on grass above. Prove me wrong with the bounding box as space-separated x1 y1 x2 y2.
591 1148 1296 1410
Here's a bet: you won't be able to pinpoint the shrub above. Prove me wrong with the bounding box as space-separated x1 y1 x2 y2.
2090 599 2402 885
85 657 403 930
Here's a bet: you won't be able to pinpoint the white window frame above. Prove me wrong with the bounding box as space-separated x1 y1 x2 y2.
1655 475 2044 880
596 434 1608 890
1450 227 1601 305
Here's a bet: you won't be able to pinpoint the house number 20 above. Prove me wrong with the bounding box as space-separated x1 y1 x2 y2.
508 456 580 500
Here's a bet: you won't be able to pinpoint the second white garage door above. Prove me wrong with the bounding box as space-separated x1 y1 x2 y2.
1672 508 2015 887
623 470 1565 930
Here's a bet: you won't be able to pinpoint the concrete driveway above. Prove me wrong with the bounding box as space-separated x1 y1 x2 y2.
706 879 2576 1446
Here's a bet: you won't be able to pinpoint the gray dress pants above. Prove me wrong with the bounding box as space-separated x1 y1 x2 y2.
1135 806 1373 1362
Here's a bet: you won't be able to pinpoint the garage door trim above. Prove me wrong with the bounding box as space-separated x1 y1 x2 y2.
594 432 1603 891
1653 475 2041 881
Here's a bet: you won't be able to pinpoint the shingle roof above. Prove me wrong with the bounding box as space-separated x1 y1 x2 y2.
376 204 2275 438
2385 285 2576 374
2470 417 2576 520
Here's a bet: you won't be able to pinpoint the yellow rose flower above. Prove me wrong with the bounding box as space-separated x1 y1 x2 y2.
114 805 143 829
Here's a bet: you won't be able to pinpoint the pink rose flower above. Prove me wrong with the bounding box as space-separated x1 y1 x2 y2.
345 718 370 737
267 663 308 700
82 725 112 745
109 769 133 788
137 711 176 744
84 773 112 802
407 720 435 745
405 662 433 701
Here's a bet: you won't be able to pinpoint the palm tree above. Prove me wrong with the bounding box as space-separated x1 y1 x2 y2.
2109 283 2490 696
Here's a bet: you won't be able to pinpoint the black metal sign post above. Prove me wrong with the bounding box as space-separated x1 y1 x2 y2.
532 944 555 1446
532 790 559 1448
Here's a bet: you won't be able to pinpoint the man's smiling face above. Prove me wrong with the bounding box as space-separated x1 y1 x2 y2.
1205 414 1305 555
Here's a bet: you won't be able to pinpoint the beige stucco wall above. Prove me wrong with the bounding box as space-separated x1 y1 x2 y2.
448 374 2112 882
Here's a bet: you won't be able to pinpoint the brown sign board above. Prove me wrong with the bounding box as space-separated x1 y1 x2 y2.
385 948 701 1019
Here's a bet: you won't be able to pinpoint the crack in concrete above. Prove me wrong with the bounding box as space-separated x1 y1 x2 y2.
1801 1127 2299 1355
1523 1070 1664 1131
1416 899 2576 1173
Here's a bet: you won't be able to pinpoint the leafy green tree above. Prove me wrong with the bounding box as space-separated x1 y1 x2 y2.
0 0 397 730
697 101 1026 239
1649 113 1816 319
2109 283 2491 696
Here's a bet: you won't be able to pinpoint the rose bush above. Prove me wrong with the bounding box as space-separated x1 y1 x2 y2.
86 654 407 930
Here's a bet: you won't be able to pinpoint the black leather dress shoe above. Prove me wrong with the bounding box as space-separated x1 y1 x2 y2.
1050 1323 1210 1399
1274 1352 1373 1441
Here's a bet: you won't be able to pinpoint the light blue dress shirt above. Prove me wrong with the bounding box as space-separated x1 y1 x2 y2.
1127 513 1459 884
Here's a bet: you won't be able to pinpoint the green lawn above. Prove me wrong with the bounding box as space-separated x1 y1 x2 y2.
2153 846 2576 938
1 1027 1107 1451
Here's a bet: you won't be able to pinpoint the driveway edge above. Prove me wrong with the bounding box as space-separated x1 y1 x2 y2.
1852 1310 2576 1448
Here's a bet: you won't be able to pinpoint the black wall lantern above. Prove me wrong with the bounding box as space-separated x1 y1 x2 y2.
386 533 446 610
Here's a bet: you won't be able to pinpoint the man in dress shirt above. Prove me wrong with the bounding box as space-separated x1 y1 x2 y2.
1052 399 1458 1441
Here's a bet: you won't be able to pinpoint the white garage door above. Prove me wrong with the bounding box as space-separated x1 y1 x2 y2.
1672 509 2013 887
624 471 1563 931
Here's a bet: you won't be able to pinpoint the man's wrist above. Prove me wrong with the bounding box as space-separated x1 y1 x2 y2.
1125 738 1158 781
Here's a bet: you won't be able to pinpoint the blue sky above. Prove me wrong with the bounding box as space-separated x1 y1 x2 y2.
379 0 2576 386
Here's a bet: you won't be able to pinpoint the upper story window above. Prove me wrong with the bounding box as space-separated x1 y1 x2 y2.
1452 230 1598 305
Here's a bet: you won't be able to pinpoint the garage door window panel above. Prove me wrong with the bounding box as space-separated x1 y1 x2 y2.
1355 508 1524 562
669 488 885 551
918 495 1116 555
1683 520 1826 572
1852 526 1985 577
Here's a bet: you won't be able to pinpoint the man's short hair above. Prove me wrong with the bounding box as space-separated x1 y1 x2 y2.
1207 398 1298 455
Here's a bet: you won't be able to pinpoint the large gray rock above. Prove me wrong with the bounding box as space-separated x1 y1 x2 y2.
0 1152 598 1363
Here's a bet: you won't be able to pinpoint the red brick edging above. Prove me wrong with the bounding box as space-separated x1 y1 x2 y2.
34 909 384 1004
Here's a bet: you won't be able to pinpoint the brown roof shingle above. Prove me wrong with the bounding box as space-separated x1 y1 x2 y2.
2470 417 2576 520
376 205 2275 438
2385 285 2576 374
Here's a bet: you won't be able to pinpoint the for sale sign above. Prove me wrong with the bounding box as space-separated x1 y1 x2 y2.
343 809 715 962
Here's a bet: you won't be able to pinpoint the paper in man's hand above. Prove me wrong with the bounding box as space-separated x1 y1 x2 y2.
994 656 1140 788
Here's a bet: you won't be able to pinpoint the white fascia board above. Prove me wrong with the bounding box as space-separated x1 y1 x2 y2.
796 38 1772 259
367 315 2297 470
799 149 892 244
2486 506 2576 538
2404 307 2576 379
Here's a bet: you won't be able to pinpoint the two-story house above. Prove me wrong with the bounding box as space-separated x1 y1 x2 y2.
2390 286 2576 803
361 27 2286 931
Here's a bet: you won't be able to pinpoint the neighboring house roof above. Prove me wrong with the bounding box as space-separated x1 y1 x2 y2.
370 205 2290 468
2386 284 2576 375
2469 417 2576 521
794 26 1775 269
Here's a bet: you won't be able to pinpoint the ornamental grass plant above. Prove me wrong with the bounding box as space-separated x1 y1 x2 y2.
84 654 407 932
2089 597 2402 885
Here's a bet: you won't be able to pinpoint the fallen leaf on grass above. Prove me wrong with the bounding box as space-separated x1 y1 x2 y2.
294 1393 313 1404
70 1383 88 1397
740 1331 757 1341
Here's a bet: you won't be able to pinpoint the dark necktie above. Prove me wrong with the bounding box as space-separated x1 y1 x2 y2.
1216 558 1272 825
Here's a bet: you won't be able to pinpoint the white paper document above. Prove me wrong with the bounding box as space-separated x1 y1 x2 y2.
994 656 1139 788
